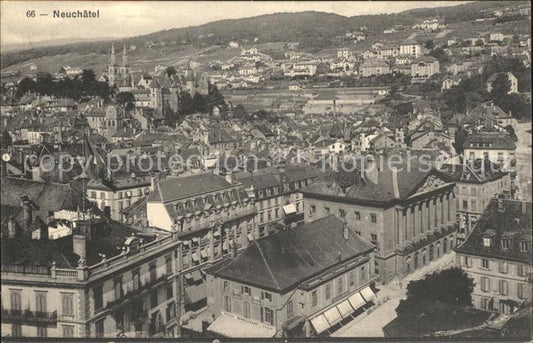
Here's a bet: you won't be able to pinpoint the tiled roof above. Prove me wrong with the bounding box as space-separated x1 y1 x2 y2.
463 132 516 150
148 173 233 203
207 215 375 292
440 160 508 184
455 199 531 263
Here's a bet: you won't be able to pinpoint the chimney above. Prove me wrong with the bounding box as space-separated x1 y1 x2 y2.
21 196 33 233
497 198 505 213
343 221 349 241
225 170 233 184
73 235 87 263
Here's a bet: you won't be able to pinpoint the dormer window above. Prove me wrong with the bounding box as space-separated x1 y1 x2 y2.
520 241 529 252
483 237 492 248
501 239 510 249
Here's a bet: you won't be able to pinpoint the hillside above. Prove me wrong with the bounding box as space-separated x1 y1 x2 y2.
1 1 529 71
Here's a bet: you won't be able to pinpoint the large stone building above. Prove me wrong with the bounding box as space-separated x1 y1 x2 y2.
234 164 322 236
205 216 377 338
145 172 257 312
463 132 516 165
440 160 512 242
1 177 182 338
410 56 440 83
455 199 532 314
302 157 458 282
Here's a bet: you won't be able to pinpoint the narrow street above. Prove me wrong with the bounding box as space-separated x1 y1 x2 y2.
332 252 456 337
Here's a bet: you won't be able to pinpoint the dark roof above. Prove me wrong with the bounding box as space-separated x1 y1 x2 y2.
463 132 516 150
207 215 375 293
148 173 233 203
440 160 509 184
1 220 146 268
383 301 492 338
455 199 532 263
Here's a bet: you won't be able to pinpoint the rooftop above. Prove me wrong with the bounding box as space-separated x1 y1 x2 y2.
207 215 374 293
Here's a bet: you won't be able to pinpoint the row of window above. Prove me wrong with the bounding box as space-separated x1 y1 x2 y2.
482 237 529 252
309 206 377 223
89 188 149 200
310 266 367 307
479 277 528 298
11 324 75 338
462 257 529 276
223 296 274 325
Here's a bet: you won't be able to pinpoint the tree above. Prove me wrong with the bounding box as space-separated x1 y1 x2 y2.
424 39 435 50
475 39 484 47
165 66 177 78
207 84 227 113
453 126 468 156
191 93 208 113
1 130 13 148
490 73 511 103
81 69 96 83
430 47 449 64
396 267 474 316
116 92 135 108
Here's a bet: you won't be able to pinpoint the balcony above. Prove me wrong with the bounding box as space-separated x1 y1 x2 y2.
1 309 58 324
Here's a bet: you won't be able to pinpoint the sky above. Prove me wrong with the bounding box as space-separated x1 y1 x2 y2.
1 1 471 46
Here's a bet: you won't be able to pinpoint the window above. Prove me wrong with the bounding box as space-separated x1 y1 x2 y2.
12 324 22 337
481 277 490 292
263 307 273 325
165 256 172 275
37 326 47 337
93 285 103 311
517 264 526 276
241 286 251 296
311 290 317 307
499 280 508 295
166 302 175 321
481 259 490 269
370 234 377 243
498 262 508 274
114 278 123 300
243 301 251 318
463 256 472 267
462 200 468 210
310 205 316 214
339 209 346 218
349 271 355 287
337 277 344 295
62 325 74 337
149 263 157 283
483 237 491 248
132 271 140 291
520 241 529 252
501 239 510 250
360 266 366 281
61 293 74 316
480 298 488 310
224 295 231 312
517 283 526 299
95 319 104 338
371 214 377 223
151 291 158 309
325 283 331 300
167 284 173 299
223 281 230 291
35 292 47 314
115 309 124 329
324 207 330 215
261 291 272 301
354 211 361 220
287 300 293 319
10 290 21 313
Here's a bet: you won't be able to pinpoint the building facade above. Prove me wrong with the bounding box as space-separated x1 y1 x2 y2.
455 199 532 314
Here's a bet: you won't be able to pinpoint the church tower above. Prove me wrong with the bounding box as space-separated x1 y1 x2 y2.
119 44 131 78
107 44 120 87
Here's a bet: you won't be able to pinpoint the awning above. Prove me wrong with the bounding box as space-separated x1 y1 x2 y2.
283 204 297 215
336 300 354 318
360 286 376 303
208 313 276 338
348 292 366 310
310 314 330 335
323 307 342 326
184 283 206 304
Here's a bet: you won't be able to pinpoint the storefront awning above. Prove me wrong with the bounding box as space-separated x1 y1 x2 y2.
336 300 354 318
208 313 276 338
184 283 206 305
360 286 376 303
323 306 342 327
310 314 330 335
348 292 366 310
283 204 297 215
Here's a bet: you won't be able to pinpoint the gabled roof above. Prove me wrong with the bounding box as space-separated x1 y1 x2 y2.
207 215 374 293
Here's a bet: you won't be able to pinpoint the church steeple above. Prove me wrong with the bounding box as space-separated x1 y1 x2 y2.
110 43 116 64
122 44 128 65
